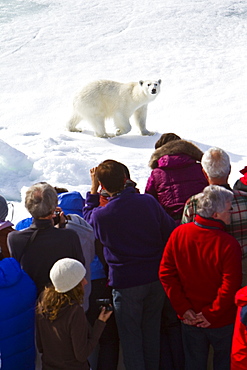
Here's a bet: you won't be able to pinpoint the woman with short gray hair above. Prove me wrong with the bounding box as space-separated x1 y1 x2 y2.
159 183 242 370
197 185 233 219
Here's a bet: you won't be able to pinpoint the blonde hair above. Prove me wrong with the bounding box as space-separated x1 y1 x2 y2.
37 282 84 321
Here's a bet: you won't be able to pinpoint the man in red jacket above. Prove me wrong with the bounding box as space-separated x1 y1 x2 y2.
159 185 242 370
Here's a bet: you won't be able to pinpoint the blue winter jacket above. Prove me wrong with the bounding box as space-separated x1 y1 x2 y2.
0 258 36 370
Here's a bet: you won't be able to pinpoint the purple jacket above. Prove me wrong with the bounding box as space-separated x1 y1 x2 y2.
84 187 176 289
145 140 208 224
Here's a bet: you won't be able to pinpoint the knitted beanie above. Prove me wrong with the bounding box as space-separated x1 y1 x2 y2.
0 195 8 221
50 258 86 293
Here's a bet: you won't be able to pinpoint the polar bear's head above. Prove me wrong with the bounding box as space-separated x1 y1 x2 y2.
139 79 161 97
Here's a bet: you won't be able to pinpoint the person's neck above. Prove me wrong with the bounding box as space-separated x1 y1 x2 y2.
38 214 53 220
106 189 123 197
208 177 228 186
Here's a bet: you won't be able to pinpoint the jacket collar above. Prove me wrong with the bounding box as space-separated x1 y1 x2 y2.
31 218 53 229
220 183 232 191
108 186 135 201
149 140 203 169
194 214 226 231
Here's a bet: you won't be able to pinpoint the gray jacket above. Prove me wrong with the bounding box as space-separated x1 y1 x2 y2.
66 214 95 311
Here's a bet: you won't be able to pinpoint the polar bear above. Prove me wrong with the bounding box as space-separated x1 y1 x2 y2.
66 79 161 138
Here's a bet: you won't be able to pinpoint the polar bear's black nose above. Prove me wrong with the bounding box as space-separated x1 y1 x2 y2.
151 88 157 94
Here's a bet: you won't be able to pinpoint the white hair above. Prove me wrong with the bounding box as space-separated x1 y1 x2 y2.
197 185 233 218
201 147 230 178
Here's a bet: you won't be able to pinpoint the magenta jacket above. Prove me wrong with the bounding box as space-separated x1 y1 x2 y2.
145 140 208 224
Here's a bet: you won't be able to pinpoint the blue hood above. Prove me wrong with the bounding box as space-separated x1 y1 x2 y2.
58 191 85 217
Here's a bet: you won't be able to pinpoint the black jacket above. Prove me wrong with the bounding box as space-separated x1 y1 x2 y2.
8 219 85 295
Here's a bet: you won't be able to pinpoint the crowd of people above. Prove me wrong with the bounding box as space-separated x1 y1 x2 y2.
1 134 247 370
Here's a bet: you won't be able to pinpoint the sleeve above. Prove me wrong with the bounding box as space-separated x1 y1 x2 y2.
70 306 106 363
159 232 192 317
145 173 158 199
180 197 197 224
35 315 43 354
240 305 247 326
7 231 25 261
159 206 176 245
70 229 86 266
201 239 242 324
83 192 100 225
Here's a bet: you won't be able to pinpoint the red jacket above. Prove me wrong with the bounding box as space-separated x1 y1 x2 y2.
231 287 247 369
159 215 242 328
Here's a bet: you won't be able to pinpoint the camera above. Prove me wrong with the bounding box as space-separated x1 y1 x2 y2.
96 298 113 311
53 211 60 225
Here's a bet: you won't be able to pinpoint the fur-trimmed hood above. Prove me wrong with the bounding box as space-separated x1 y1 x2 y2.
149 140 204 169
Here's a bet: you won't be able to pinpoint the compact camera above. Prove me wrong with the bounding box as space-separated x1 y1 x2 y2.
96 298 113 311
53 211 60 225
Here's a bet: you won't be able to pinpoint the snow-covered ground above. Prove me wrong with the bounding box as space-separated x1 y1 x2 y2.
1 0 247 224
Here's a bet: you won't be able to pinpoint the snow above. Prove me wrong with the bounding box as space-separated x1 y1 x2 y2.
1 0 247 225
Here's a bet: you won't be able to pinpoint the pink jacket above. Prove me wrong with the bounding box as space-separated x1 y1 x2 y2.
145 140 208 223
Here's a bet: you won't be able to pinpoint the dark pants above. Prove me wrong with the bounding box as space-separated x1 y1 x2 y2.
181 323 233 370
86 278 119 370
113 280 165 370
159 294 185 369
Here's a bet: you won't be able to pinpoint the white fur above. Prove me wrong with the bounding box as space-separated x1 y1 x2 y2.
67 79 161 138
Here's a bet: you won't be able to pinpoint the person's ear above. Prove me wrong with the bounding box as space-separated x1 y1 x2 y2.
202 169 209 181
212 212 219 219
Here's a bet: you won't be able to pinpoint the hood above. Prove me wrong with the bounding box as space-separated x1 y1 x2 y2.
149 140 203 169
58 191 85 217
156 153 197 170
0 258 22 288
235 286 247 307
67 214 93 231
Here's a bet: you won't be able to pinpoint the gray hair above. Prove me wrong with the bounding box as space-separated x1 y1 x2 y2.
25 182 58 219
201 147 230 178
197 185 233 218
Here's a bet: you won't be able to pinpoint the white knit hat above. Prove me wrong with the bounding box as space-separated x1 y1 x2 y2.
50 258 86 293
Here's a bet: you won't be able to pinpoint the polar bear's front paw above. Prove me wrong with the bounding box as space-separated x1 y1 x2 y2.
141 129 155 136
95 132 110 138
116 129 122 136
68 127 82 133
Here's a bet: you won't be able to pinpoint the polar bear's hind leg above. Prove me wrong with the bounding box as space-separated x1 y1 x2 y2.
88 117 109 138
67 114 82 132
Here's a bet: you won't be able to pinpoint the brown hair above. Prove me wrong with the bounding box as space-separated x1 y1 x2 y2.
155 133 181 149
37 282 84 321
96 160 126 193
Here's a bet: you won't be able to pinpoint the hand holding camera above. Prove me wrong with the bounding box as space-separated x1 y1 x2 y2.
98 305 113 322
53 207 68 228
96 298 113 322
